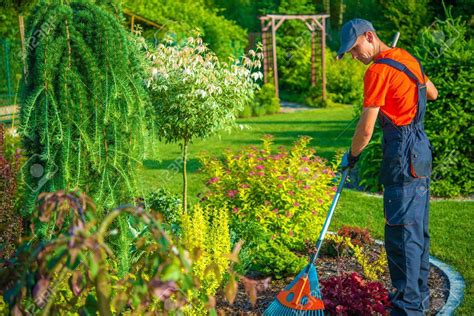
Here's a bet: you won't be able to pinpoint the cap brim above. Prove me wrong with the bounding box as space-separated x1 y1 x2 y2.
336 38 357 61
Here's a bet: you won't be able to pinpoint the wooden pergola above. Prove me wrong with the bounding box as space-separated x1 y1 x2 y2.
259 14 329 100
123 10 164 33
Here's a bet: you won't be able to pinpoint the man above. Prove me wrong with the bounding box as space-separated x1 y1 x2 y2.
338 19 438 315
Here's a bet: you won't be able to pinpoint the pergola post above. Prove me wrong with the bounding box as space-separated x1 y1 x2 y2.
271 17 279 98
321 17 327 100
18 15 26 76
311 30 316 87
261 19 268 84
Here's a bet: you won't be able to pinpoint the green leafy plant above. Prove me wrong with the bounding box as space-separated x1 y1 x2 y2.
325 233 387 282
145 35 262 213
413 6 473 197
240 83 280 117
0 190 254 315
253 83 280 116
304 85 326 108
0 190 242 315
199 135 336 278
356 134 383 193
144 188 182 235
325 48 366 106
380 0 433 49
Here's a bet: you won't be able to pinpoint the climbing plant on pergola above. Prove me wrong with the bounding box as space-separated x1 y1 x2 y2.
259 14 329 100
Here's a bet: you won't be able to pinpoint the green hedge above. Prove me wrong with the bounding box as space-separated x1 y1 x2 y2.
239 83 280 118
356 8 473 197
414 8 473 197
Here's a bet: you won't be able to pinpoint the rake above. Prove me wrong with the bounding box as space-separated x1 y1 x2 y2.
264 168 349 316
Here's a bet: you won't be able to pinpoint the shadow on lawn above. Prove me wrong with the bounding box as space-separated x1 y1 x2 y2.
241 120 353 125
143 158 202 173
229 128 353 160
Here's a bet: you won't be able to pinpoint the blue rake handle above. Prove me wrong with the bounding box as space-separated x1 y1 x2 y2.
307 168 349 268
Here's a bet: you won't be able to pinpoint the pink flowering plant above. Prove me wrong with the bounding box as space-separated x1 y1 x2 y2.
199 135 337 278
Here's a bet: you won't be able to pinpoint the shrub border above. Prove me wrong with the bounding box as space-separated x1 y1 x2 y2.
428 255 465 315
325 231 465 314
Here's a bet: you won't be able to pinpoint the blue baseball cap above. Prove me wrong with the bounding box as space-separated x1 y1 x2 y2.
337 19 375 60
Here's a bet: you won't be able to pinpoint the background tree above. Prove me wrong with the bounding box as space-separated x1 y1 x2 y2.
380 0 433 49
124 0 248 59
145 35 262 213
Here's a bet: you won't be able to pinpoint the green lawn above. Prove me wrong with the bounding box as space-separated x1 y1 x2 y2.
137 105 473 315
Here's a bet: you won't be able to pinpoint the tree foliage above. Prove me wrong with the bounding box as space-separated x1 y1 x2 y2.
380 0 433 49
124 0 248 59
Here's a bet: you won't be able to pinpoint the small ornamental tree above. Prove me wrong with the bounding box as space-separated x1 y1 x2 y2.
146 35 262 213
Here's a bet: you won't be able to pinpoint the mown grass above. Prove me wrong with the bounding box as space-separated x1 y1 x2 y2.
137 105 473 314
138 105 356 199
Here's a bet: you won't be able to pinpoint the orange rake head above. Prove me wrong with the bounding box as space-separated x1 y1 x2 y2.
264 263 325 315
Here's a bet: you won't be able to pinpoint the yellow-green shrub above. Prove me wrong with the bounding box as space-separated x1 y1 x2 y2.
181 203 231 314
199 135 336 278
326 234 387 281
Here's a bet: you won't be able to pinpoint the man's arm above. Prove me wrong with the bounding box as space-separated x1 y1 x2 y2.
426 80 438 100
351 106 380 157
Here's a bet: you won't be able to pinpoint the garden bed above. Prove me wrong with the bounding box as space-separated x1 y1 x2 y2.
216 241 449 315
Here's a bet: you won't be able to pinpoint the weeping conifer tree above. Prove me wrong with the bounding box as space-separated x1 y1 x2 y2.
20 0 149 261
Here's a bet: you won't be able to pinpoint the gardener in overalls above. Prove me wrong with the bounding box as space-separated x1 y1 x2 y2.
337 19 438 315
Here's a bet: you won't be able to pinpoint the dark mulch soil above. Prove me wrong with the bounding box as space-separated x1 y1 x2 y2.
216 242 449 315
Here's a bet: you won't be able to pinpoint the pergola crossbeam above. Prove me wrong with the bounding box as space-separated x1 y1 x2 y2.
259 14 329 101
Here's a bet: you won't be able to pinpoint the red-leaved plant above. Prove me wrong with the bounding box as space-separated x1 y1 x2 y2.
0 124 23 260
320 272 391 315
337 225 374 247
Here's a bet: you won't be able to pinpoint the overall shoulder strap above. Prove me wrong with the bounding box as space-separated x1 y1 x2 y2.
374 58 423 85
405 51 427 84
375 57 427 126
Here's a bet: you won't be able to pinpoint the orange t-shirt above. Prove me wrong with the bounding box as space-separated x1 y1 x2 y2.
363 48 428 126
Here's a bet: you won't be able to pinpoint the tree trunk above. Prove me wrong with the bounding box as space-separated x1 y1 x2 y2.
182 137 189 214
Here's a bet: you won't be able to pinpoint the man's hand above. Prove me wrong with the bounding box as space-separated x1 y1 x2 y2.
341 148 360 170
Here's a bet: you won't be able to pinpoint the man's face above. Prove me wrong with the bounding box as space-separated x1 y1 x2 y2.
349 32 377 65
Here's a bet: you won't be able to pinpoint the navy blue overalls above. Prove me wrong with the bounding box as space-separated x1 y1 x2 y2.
375 57 432 315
